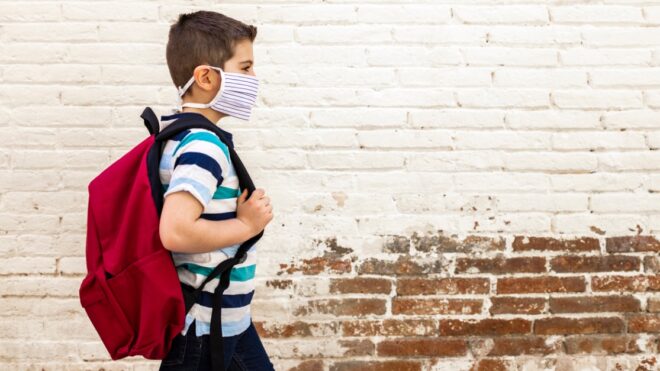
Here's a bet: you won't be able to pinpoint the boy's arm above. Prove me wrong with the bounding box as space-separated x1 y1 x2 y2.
159 131 253 254
159 191 254 254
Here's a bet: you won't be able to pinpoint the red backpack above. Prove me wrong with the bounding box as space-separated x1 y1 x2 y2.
79 107 263 370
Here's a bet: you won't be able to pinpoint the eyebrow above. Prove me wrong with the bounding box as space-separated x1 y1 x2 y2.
240 60 253 65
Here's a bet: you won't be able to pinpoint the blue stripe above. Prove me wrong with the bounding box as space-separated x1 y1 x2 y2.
191 312 252 337
196 290 255 309
200 211 237 221
174 152 223 185
166 177 212 205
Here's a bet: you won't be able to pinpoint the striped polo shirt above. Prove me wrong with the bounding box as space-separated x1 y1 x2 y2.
158 111 257 338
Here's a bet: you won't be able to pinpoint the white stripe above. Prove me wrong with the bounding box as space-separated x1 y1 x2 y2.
189 302 250 323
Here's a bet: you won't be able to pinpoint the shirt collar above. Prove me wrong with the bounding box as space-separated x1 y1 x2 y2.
160 111 234 147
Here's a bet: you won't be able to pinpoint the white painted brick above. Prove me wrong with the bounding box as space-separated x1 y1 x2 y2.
493 68 587 88
356 5 452 24
561 48 652 66
0 257 56 275
553 213 648 235
62 2 159 21
551 173 647 192
407 150 503 172
399 67 491 87
488 25 581 46
296 25 392 44
0 23 98 42
257 5 357 24
462 47 557 66
648 131 660 148
58 257 86 275
410 109 505 129
496 193 589 212
551 6 643 24
598 152 660 170
453 130 550 150
552 131 647 150
358 129 452 149
308 151 404 170
453 6 549 25
552 90 642 109
506 110 600 129
0 2 61 22
602 109 660 129
591 193 660 212
591 68 660 88
367 46 462 67
582 27 660 46
312 108 407 128
393 25 487 44
504 152 598 172
457 89 549 108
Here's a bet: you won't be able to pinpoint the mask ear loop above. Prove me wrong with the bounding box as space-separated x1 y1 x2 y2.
175 65 225 112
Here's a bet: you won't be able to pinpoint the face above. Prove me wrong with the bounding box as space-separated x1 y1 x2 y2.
181 38 256 121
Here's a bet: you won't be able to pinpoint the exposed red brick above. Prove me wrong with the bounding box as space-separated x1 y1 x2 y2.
338 339 374 357
645 256 660 273
564 335 641 354
279 256 352 276
649 297 660 312
489 297 546 315
534 317 624 335
397 277 489 295
606 235 660 253
392 298 482 315
265 279 293 290
330 361 421 371
470 359 510 371
329 277 391 294
592 275 660 292
512 236 599 252
382 235 411 254
293 299 386 317
376 338 467 357
439 318 531 336
411 231 505 253
628 314 660 333
551 255 640 272
253 321 339 338
357 256 445 276
341 319 436 337
289 360 324 371
483 336 559 356
455 256 546 274
497 276 586 294
549 295 640 313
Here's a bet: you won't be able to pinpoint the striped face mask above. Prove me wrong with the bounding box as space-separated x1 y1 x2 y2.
175 65 259 121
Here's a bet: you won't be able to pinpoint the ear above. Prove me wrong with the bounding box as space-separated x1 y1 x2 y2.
192 65 216 92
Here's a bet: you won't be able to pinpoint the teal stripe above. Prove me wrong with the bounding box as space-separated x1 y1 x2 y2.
162 184 240 200
173 132 230 160
178 263 256 282
214 186 240 199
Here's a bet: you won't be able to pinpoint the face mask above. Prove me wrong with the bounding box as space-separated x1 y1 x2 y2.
174 65 259 121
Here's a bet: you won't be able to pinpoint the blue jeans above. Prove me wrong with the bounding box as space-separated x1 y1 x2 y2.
159 319 275 371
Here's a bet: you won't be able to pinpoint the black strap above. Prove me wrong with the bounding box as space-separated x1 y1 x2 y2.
153 111 264 371
141 107 160 135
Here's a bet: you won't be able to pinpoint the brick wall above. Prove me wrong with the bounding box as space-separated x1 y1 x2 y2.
1 1 659 370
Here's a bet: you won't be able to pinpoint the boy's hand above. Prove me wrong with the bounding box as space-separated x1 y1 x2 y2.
236 188 274 237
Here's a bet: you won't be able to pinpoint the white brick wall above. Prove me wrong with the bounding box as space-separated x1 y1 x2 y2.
1 1 659 370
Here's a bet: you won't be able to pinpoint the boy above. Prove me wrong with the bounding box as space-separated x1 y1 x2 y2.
157 10 275 371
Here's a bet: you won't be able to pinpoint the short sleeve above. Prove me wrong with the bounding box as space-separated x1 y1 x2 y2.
163 130 231 208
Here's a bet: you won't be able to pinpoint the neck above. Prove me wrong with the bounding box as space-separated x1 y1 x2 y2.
181 106 223 124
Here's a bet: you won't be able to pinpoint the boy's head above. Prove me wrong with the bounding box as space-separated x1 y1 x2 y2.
166 11 258 121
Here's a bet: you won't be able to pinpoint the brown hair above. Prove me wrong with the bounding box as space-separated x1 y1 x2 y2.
166 10 257 92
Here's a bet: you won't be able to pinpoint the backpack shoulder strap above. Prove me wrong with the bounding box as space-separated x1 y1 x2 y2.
141 107 160 135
